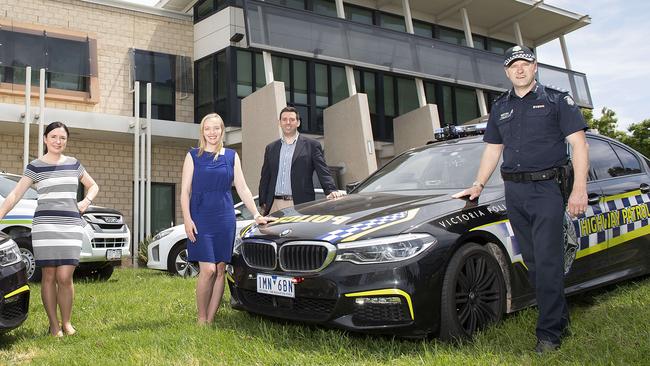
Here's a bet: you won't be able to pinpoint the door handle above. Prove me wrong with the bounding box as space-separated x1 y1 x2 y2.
641 183 650 194
587 193 601 205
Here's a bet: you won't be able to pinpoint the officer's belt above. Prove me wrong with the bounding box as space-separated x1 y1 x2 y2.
501 168 557 183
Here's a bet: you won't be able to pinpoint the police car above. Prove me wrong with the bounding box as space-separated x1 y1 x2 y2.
226 131 650 339
0 232 30 333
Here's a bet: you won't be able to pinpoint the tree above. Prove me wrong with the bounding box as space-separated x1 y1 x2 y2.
584 107 619 138
624 119 650 158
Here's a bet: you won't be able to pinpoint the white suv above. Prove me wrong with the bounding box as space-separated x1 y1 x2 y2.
0 172 130 281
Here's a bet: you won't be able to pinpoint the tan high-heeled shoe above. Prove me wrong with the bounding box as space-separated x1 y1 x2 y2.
48 327 64 338
62 325 76 336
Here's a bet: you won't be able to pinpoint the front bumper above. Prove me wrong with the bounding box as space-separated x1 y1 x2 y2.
80 232 131 263
227 254 445 337
0 262 30 332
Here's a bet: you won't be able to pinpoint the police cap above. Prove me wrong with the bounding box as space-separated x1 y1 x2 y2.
503 45 536 67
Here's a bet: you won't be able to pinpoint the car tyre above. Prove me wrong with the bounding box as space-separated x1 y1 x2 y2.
439 243 506 341
15 237 41 282
167 241 199 278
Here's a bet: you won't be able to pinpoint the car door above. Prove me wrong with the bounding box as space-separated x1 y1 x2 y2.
586 136 650 276
563 138 609 286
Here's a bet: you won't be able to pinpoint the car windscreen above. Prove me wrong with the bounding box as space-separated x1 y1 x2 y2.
0 174 38 200
356 142 502 192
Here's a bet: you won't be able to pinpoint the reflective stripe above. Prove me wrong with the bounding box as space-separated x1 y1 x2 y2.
4 285 29 299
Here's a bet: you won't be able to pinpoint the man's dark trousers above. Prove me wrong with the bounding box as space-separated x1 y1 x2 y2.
505 179 569 344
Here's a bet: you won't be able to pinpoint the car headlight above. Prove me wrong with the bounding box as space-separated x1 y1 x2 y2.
335 233 436 264
233 236 243 255
0 240 23 267
152 228 174 241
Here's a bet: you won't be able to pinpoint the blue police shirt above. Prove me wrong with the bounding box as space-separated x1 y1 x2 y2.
483 83 587 173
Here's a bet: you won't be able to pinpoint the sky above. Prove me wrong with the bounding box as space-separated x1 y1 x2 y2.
127 0 649 131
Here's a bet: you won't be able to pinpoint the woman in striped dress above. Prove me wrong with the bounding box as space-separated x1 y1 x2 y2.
0 122 99 337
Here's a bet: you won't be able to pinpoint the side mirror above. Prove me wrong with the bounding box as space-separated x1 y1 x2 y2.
346 181 360 194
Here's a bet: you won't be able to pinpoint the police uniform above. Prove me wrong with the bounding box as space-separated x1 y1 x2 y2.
484 83 587 345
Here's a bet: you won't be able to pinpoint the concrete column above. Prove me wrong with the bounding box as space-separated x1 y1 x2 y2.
334 0 345 18
323 94 377 185
393 105 441 155
262 51 274 84
460 8 488 117
241 81 287 193
513 22 524 46
402 0 414 34
559 35 573 70
345 66 357 96
415 78 427 108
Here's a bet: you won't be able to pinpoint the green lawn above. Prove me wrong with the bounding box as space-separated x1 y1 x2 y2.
1 268 649 365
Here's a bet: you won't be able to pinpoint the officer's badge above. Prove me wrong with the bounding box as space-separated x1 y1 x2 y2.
564 95 575 106
499 109 513 120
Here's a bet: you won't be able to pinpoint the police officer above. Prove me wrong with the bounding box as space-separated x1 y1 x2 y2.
453 45 589 353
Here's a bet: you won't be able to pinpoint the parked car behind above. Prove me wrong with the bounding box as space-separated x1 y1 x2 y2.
0 172 130 281
227 132 650 339
0 232 30 333
147 190 325 277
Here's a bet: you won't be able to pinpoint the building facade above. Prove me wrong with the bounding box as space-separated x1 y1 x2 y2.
0 0 592 244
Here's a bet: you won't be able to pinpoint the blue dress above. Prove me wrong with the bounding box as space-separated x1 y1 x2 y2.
187 148 236 263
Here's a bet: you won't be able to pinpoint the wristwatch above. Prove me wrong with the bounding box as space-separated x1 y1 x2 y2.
472 181 485 189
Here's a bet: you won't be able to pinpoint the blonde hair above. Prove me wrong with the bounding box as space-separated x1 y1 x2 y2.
197 113 225 160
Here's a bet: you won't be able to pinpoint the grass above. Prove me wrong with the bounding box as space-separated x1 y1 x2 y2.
1 268 649 365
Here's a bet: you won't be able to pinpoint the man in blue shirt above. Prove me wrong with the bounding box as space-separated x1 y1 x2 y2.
454 46 589 353
259 106 344 215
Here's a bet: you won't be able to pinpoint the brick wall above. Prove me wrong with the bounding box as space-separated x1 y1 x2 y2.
1 0 194 122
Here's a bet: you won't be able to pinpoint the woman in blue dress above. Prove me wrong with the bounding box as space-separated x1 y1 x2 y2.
180 113 273 325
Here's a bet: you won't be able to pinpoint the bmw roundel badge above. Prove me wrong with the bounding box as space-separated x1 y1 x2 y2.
280 229 292 237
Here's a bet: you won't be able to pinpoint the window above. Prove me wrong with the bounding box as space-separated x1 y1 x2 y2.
396 77 418 115
612 144 642 176
0 25 96 100
311 0 337 17
194 0 243 23
314 62 348 133
134 50 176 121
379 13 406 32
413 20 433 38
151 183 175 235
588 139 624 180
345 4 374 25
488 39 515 55
195 56 214 122
273 55 310 130
455 87 480 124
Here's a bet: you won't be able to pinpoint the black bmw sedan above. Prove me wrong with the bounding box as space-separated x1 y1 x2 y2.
227 133 650 339
0 232 30 333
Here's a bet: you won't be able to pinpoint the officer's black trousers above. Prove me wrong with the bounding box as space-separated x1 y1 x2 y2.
505 179 569 344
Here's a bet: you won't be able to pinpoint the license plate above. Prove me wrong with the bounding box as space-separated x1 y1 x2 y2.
106 249 121 260
256 274 294 298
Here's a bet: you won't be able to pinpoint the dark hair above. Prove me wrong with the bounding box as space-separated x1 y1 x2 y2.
43 121 70 154
278 106 300 122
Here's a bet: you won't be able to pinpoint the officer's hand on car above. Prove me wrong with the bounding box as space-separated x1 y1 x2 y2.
452 181 484 200
185 219 198 242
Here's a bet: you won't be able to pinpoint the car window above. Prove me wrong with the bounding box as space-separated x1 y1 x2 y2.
0 174 38 200
356 142 502 192
611 144 642 176
588 138 626 180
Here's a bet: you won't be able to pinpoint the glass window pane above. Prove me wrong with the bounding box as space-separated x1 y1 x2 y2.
612 145 642 176
455 87 479 124
48 72 85 91
196 0 214 18
196 104 213 122
441 85 453 124
153 53 174 84
331 65 347 104
272 55 290 93
488 39 514 55
151 184 175 234
364 72 376 113
237 50 253 97
471 35 486 50
353 69 361 93
397 77 418 115
313 0 337 17
196 57 213 105
216 52 227 100
380 13 406 32
315 63 329 107
47 37 89 76
438 27 464 46
383 75 395 116
293 59 307 104
588 139 620 180
255 52 266 88
11 32 46 70
413 21 433 38
345 5 373 25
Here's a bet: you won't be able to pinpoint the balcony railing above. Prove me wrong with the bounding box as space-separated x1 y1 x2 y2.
243 0 592 108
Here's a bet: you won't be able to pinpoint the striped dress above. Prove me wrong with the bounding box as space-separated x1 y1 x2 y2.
24 157 87 266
